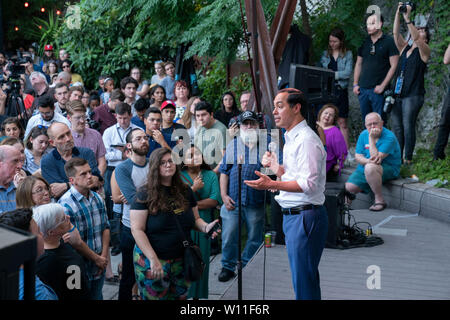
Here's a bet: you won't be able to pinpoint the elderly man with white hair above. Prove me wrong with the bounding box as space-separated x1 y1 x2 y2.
345 112 401 211
0 145 23 213
33 203 91 300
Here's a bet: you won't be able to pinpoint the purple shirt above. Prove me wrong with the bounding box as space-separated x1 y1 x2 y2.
91 104 117 135
72 128 106 160
324 126 348 173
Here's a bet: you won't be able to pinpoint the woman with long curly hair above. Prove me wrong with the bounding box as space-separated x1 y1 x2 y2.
130 148 220 300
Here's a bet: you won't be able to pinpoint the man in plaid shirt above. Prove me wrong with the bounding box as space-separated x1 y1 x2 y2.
58 157 110 300
218 111 268 282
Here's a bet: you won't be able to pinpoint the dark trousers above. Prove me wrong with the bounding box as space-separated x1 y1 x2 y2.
391 95 424 161
104 167 115 220
118 224 136 301
434 89 450 159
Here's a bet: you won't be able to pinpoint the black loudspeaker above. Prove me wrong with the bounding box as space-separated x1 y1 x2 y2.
0 224 37 300
289 64 337 105
288 63 338 130
323 182 346 248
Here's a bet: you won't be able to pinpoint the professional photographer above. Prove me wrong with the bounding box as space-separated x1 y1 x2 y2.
391 2 430 164
0 54 31 125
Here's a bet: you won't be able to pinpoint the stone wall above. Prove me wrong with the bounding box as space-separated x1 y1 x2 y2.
345 0 449 152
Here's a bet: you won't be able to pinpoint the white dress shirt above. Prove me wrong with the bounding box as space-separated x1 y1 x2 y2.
102 123 140 167
275 120 327 208
25 111 71 138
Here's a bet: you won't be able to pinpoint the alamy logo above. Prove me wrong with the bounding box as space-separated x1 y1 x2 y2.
366 265 381 290
66 265 81 290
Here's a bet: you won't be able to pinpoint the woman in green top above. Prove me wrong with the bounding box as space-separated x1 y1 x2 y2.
180 145 222 299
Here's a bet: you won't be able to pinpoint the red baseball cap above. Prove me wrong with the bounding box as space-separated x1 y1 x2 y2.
160 100 176 111
44 44 53 51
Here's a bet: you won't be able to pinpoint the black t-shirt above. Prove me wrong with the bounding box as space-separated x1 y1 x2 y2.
131 186 198 260
358 34 399 89
36 241 90 300
214 109 240 128
394 45 426 97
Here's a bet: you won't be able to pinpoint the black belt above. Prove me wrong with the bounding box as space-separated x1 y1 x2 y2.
282 204 321 215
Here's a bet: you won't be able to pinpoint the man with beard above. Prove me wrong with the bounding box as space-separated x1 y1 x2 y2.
345 112 401 211
41 122 102 199
53 82 70 116
25 94 71 138
217 111 267 282
113 128 150 300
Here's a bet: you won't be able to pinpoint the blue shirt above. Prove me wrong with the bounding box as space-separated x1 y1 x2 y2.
58 186 110 280
0 181 16 214
131 116 146 130
41 147 101 184
355 128 401 177
19 268 58 300
219 137 267 207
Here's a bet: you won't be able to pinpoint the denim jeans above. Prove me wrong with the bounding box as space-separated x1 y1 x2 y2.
88 274 105 300
220 204 264 272
110 209 122 248
391 95 424 161
358 87 385 123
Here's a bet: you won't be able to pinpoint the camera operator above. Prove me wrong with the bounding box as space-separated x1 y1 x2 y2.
391 2 430 164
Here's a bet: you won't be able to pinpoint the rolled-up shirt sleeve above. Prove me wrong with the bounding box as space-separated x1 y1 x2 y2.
295 138 323 195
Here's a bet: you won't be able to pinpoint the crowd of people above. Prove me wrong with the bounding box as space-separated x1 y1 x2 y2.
0 3 448 301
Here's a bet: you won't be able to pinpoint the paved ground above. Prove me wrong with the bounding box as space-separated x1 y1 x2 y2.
104 208 450 300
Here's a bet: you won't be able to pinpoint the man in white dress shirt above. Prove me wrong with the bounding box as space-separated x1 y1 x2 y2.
25 94 71 138
245 88 328 300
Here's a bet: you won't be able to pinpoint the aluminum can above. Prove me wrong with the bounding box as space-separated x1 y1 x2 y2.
265 233 272 247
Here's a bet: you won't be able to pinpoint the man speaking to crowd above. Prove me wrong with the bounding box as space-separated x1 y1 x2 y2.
244 88 328 300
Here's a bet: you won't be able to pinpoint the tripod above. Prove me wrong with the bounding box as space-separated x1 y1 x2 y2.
5 86 29 130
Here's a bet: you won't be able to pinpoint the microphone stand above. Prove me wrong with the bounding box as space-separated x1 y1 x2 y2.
238 159 243 300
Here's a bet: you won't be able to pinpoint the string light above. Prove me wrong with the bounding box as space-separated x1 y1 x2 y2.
41 7 45 13
24 2 29 8
15 26 19 31
56 10 61 15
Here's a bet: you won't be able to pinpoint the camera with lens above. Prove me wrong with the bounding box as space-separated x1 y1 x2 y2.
383 89 395 113
0 55 30 96
399 2 415 14
88 111 100 131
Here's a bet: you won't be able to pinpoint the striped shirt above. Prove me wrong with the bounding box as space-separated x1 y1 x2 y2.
58 186 110 280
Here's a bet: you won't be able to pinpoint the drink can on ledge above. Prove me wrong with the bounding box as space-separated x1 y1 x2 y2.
265 233 272 247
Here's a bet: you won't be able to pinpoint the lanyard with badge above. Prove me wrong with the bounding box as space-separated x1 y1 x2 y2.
394 53 408 95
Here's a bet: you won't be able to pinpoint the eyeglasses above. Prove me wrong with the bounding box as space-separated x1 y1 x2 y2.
40 111 53 117
160 159 174 167
52 215 69 230
62 65 70 69
37 124 48 130
72 115 87 122
32 186 49 195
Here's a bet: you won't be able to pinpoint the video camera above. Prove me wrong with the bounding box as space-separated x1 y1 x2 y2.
399 2 415 14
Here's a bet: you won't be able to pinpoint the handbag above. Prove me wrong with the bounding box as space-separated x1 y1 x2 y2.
172 211 205 282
